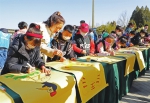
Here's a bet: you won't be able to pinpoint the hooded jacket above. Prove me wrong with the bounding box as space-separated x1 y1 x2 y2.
1 34 45 75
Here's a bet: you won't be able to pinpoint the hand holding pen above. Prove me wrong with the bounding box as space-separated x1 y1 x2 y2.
52 45 67 61
27 63 50 75
52 45 64 57
27 63 36 73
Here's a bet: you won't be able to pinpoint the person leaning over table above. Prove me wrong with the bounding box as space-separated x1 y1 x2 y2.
125 30 136 47
36 11 65 62
96 32 115 56
130 29 147 46
112 36 128 50
50 25 76 62
72 23 95 57
1 23 50 75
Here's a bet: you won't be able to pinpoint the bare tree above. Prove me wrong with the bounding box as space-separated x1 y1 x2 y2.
117 11 129 27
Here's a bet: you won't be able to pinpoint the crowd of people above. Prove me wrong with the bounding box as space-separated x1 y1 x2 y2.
0 11 150 75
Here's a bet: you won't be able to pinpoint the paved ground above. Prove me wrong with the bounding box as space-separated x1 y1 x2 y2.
120 70 150 103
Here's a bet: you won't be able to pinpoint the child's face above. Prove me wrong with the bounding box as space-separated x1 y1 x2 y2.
117 41 125 47
129 33 134 38
62 30 72 40
116 30 122 35
105 38 114 45
140 33 145 37
24 36 37 50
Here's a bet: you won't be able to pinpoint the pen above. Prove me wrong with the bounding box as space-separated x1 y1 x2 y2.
52 45 65 56
27 63 32 68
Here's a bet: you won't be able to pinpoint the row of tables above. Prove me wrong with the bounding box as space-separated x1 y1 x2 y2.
0 46 150 103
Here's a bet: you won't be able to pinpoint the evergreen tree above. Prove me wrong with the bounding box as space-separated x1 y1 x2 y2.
130 6 150 32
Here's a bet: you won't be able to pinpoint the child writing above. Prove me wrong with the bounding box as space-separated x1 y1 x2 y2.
50 25 76 62
1 23 50 75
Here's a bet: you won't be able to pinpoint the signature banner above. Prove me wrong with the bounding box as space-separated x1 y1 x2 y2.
46 60 108 103
0 71 76 103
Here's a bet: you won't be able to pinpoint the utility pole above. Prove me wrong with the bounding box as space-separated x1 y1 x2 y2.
92 0 94 28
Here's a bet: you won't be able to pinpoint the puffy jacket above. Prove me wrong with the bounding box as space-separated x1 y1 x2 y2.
50 32 75 61
1 34 45 75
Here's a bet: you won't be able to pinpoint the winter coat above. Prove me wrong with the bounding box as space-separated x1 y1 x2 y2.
72 31 95 57
131 33 145 46
1 34 45 75
50 32 75 61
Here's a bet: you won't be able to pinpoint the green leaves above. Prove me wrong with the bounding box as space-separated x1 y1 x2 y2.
130 6 150 32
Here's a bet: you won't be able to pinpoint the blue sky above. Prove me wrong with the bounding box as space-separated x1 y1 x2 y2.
0 0 150 29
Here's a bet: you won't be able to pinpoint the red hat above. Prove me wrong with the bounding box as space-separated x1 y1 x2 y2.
79 23 89 33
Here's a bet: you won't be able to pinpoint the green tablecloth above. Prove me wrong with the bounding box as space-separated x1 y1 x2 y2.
1 48 149 103
134 48 150 78
0 82 23 103
87 48 150 103
87 62 119 103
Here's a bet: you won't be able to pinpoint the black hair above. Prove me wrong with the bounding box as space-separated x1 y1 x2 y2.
25 23 42 46
102 30 106 34
18 21 28 29
80 20 85 23
130 31 136 35
15 29 19 32
127 23 133 27
144 24 148 26
43 11 65 27
118 36 127 44
111 31 115 34
63 25 74 34
76 26 79 29
140 29 146 34
116 25 123 31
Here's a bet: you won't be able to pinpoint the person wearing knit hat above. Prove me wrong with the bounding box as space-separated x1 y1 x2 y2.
1 23 50 75
96 34 115 56
72 23 95 57
102 32 109 39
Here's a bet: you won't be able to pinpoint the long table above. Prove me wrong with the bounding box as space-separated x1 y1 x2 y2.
87 47 150 103
0 47 150 103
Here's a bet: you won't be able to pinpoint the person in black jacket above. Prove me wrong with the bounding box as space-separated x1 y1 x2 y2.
50 25 76 62
131 29 147 46
72 23 95 57
112 36 128 50
1 23 50 75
